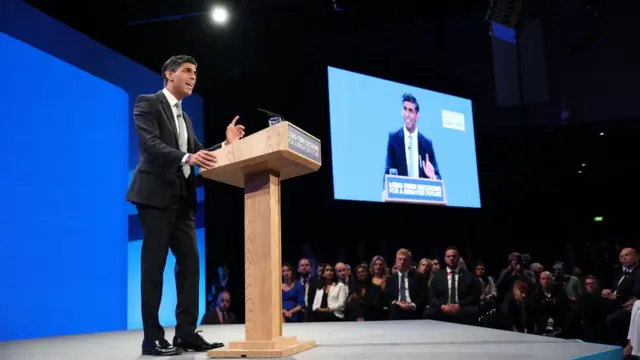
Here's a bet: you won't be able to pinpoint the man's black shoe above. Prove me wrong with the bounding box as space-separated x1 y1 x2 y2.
173 331 224 352
141 339 184 356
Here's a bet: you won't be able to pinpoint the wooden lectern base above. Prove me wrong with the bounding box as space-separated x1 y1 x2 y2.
207 336 316 358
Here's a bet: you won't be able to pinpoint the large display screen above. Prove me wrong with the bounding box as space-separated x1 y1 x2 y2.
328 66 481 208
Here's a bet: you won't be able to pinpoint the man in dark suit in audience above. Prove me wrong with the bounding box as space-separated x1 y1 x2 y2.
601 248 638 345
424 247 480 325
201 291 237 325
384 248 427 320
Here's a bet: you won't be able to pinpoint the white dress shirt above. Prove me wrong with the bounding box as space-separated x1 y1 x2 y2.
628 301 640 356
162 88 191 166
403 126 419 177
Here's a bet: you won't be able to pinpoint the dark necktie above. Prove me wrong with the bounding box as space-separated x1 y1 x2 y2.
223 312 228 324
399 274 407 302
449 271 457 304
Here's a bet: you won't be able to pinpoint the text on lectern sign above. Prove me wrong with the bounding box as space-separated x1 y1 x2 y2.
287 126 321 163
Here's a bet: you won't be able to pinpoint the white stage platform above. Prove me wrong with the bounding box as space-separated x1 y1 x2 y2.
0 320 621 360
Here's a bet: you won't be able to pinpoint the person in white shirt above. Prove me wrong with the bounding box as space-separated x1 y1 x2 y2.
307 264 347 322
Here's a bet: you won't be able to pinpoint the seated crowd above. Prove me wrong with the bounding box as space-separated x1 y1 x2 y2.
203 246 640 358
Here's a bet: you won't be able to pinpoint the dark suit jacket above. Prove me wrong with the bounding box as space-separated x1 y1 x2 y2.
384 128 441 184
428 268 480 308
126 91 222 210
611 266 639 306
384 270 428 312
201 309 238 325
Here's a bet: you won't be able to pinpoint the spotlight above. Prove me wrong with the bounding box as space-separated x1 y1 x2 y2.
211 6 229 25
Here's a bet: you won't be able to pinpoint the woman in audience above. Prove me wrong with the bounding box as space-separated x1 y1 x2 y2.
475 261 498 305
370 255 389 291
417 258 433 289
346 264 383 321
281 262 305 322
308 263 347 322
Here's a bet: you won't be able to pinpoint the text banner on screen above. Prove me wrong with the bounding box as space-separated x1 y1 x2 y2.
383 175 447 205
288 124 322 163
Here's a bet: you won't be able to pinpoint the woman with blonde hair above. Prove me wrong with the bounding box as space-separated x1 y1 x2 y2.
369 255 389 291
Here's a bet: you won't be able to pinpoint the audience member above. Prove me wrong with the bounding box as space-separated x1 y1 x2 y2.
530 271 571 337
499 280 534 333
346 264 384 321
201 290 237 325
385 248 427 320
423 247 480 325
603 248 639 345
370 255 389 291
577 275 609 342
282 262 305 323
307 264 347 322
552 261 582 301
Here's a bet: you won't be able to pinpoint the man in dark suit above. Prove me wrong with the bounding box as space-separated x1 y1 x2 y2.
201 291 238 325
424 247 480 325
384 93 441 184
601 247 638 345
384 248 427 320
127 55 245 356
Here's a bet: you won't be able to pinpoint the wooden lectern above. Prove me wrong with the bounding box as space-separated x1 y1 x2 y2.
200 121 320 358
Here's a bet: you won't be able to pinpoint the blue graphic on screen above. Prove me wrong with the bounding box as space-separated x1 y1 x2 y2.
328 66 481 208
0 31 129 341
0 0 206 342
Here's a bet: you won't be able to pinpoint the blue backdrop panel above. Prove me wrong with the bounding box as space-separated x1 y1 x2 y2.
0 0 206 341
0 32 129 341
328 66 481 208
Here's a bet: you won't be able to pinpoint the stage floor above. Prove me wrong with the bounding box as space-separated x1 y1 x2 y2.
0 320 621 360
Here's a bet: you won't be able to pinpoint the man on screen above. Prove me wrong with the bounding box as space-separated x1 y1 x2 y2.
126 55 245 356
384 93 441 182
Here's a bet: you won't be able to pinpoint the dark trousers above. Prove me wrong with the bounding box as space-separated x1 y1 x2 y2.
605 308 631 345
388 303 422 320
423 305 478 325
307 310 342 322
138 176 199 341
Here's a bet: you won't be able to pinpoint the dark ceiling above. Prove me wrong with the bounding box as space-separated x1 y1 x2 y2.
25 0 488 93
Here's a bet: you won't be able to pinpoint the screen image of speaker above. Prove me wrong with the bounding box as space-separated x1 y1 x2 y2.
328 66 481 208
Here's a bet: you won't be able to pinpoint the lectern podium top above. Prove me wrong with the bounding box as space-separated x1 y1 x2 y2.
200 121 322 188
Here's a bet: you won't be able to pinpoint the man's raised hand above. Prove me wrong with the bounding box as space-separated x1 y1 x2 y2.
225 116 245 144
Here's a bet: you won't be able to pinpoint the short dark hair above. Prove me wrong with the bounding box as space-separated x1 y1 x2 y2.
162 55 197 85
402 93 420 113
513 280 529 292
585 275 599 283
445 246 459 254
